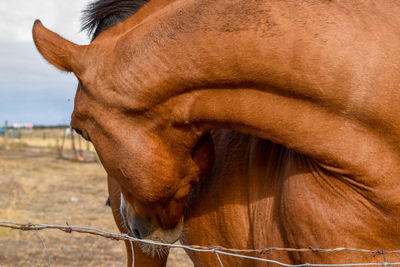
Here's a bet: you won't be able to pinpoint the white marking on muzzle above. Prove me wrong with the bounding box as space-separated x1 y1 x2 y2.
120 193 130 232
120 193 125 215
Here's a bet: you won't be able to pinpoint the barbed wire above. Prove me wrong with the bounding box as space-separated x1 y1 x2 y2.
1 221 400 267
33 224 52 267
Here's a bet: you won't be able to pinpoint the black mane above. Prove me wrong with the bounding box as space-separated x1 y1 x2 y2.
81 0 149 41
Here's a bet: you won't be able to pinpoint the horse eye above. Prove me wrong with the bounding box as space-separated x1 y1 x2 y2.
73 128 83 136
73 128 91 142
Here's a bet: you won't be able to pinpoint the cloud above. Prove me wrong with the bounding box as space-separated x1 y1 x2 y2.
0 0 91 44
0 0 93 125
0 40 77 125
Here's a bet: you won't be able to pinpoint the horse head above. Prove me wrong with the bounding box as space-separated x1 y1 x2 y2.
33 0 400 265
32 20 214 247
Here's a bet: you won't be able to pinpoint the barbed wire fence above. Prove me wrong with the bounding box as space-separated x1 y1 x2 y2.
1 221 399 267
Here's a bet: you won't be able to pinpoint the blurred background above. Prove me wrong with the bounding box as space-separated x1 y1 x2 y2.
0 1 191 266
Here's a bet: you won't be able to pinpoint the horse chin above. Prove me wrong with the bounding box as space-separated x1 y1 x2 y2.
147 215 184 243
128 216 184 257
120 193 184 253
136 241 170 258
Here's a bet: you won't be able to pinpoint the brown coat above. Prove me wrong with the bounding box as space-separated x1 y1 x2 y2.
33 0 400 265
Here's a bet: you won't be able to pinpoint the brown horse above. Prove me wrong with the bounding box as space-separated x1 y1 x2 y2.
33 0 400 265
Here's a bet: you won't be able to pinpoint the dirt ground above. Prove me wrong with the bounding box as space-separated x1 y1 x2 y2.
0 139 193 266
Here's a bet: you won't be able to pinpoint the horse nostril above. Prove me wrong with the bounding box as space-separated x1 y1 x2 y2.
133 229 142 239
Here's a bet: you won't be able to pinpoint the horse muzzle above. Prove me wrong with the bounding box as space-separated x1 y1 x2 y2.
120 193 184 246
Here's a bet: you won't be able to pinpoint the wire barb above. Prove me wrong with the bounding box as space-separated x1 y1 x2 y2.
214 249 224 267
129 240 135 267
32 224 51 267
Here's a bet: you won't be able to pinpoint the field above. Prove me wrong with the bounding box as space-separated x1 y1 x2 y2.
0 129 192 266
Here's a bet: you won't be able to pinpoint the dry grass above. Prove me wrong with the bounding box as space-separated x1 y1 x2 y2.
0 132 192 266
0 128 96 152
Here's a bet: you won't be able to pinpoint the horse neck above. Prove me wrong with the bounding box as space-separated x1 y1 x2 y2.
108 0 400 181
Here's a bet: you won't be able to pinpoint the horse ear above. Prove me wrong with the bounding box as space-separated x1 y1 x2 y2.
32 20 83 73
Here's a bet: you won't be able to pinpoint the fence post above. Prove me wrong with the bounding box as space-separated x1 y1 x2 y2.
78 135 83 158
70 128 79 161
4 121 9 150
58 128 66 159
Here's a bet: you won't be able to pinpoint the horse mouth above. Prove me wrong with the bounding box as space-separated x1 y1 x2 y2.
120 193 184 254
124 216 184 256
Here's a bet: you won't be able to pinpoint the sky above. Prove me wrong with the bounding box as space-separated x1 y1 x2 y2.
0 0 93 126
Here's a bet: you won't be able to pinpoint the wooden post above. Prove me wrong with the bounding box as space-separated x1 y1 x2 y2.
70 128 79 161
59 128 66 159
4 121 9 150
56 138 60 155
78 134 83 158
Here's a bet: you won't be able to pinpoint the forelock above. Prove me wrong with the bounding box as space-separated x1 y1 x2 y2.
81 0 149 41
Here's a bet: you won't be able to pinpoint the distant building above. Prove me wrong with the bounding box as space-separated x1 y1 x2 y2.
13 123 33 129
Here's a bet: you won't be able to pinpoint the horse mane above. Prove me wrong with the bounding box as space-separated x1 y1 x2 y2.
81 0 149 40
